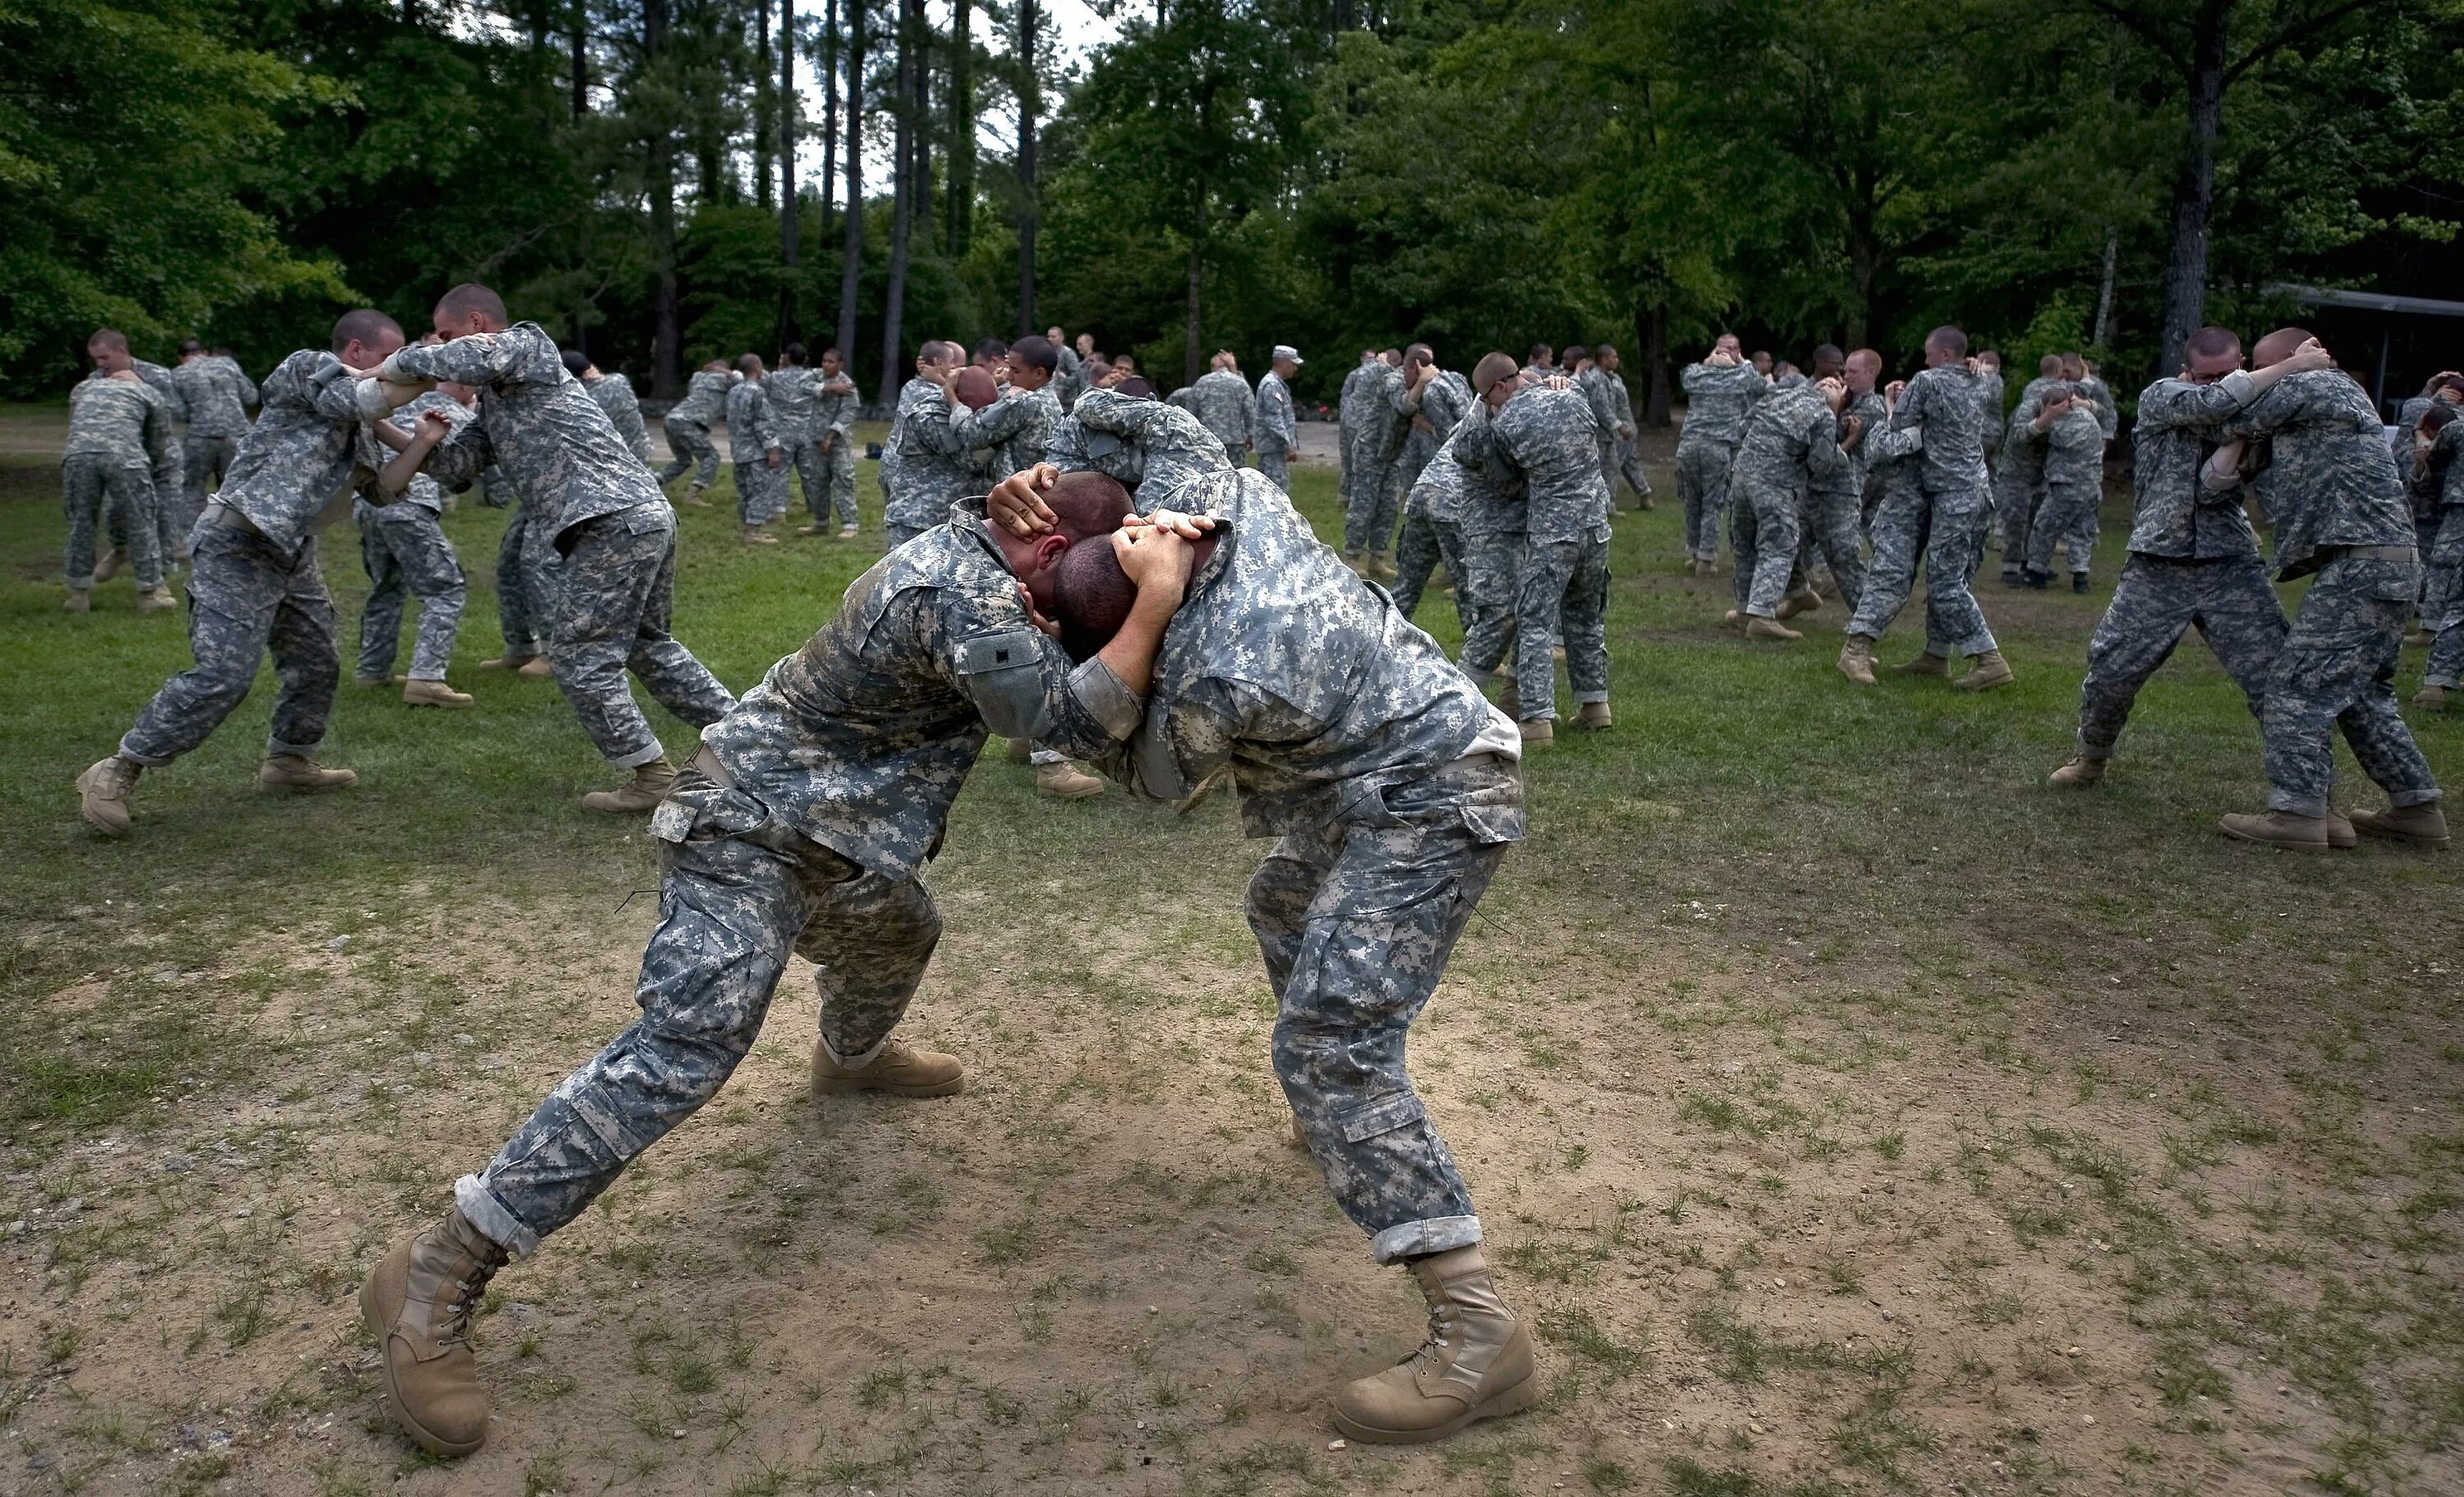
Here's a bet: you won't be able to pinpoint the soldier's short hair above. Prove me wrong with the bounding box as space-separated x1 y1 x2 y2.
1010 335 1060 375
1115 376 1156 399
783 342 808 365
1527 342 1553 364
87 327 128 351
1976 348 2002 368
952 366 999 411
331 310 403 354
179 338 205 356
2250 327 2315 368
1812 343 1844 368
1472 351 1520 393
2184 326 2241 363
820 345 843 362
1053 535 1140 663
1594 342 1618 358
435 282 508 327
1046 470 1134 543
2422 403 2459 434
735 352 764 376
561 348 592 377
974 337 1010 364
1562 344 1590 365
1924 326 1967 359
2435 374 2464 398
2039 353 2063 377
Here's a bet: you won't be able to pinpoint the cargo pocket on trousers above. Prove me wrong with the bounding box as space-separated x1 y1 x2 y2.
1340 1092 1427 1145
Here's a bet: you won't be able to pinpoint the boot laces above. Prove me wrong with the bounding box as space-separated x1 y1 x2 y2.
1408 1302 1460 1370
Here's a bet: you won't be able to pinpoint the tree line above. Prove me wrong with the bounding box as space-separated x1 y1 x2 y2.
3 0 2457 414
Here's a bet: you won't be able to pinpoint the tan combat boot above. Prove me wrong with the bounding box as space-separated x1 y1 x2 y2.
1518 717 1555 749
1574 702 1612 731
354 673 407 689
837 524 859 540
403 679 475 709
581 756 675 813
1036 760 1105 799
260 755 358 792
1837 635 1877 686
2324 810 2358 850
2414 685 2450 711
1744 616 1802 642
2047 756 2106 788
76 755 141 837
475 654 535 673
2348 802 2453 849
1772 585 1822 621
796 522 826 536
517 656 554 680
1692 558 1717 578
1331 1246 1537 1444
136 585 177 614
742 526 779 545
1956 650 2016 692
811 1036 964 1097
94 548 122 583
683 487 710 507
1368 553 1398 581
1343 549 1367 575
360 1208 509 1458
2218 810 2331 851
1896 650 1949 677
1493 676 1522 721
1722 608 1743 628
63 589 91 614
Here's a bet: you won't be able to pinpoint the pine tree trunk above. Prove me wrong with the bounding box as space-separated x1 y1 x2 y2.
568 2 586 117
821 0 839 244
947 0 972 257
1014 0 1037 338
1184 237 1202 390
779 0 800 347
2093 224 2118 351
909 0 932 254
755 0 775 211
2158 2 2229 374
879 0 916 409
835 0 867 371
1641 301 1671 428
646 0 681 398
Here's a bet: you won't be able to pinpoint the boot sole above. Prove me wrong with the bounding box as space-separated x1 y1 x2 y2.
1330 1374 1540 1445
260 778 356 794
357 1272 487 1458
2219 824 2329 852
812 1074 965 1098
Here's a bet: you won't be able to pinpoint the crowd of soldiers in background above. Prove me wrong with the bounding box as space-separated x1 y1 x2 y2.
54 310 2462 844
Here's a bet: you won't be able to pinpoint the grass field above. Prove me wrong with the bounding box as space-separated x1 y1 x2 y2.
3 415 2462 1497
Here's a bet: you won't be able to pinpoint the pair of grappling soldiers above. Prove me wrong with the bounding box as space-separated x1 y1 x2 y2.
363 424 1542 1455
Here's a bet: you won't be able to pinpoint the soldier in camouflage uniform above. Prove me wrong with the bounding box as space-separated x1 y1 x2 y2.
1019 461 1538 1446
656 359 736 502
565 353 653 466
1446 397 1533 714
1046 385 1235 512
807 348 862 535
725 355 788 542
949 334 1063 483
765 342 824 519
1393 352 1476 614
1798 351 1887 615
1596 345 1651 509
2018 384 2105 590
1255 347 1303 492
881 341 972 549
2411 408 2464 707
88 348 186 577
1394 420 1480 630
169 338 256 561
2213 333 2447 849
361 476 1191 1461
62 330 181 615
353 388 476 708
1676 336 1769 572
1340 351 1412 576
383 285 737 812
2068 355 2120 443
74 313 407 836
1453 353 1611 744
1992 355 2067 578
1724 378 1850 637
1049 328 1086 411
1837 328 2012 691
1189 356 1257 466
2042 328 2329 789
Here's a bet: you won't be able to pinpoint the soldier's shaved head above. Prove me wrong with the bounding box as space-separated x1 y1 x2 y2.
1009 335 1060 376
562 348 592 377
952 365 999 410
332 309 405 356
86 328 129 352
783 341 808 366
1473 351 1520 398
736 352 764 377
434 282 508 328
2183 327 2241 364
1562 344 1590 367
1846 348 1883 394
2039 353 2063 378
2059 351 2087 379
1529 342 1553 365
179 338 205 357
1812 343 1845 378
2251 327 2317 369
1924 325 1967 360
1044 469 1134 543
1053 535 1140 661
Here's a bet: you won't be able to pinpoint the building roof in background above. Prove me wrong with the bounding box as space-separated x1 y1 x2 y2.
2269 284 2464 319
